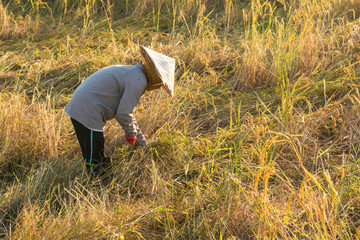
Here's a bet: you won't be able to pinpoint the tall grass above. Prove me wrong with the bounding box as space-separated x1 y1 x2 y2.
1 0 360 239
0 91 72 178
0 2 33 40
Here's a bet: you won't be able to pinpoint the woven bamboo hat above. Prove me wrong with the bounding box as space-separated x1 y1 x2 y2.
139 45 175 97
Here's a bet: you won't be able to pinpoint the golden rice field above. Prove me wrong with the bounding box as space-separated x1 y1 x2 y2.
1 0 360 239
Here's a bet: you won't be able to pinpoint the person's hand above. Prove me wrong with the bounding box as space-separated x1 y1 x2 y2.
136 140 149 153
136 139 147 148
125 135 136 144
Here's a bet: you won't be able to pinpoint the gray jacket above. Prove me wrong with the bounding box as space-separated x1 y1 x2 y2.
65 63 147 140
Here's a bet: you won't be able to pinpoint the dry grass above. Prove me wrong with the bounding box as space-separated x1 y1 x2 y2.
0 3 33 40
1 0 360 239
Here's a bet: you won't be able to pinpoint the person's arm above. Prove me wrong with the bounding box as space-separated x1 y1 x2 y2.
117 107 147 146
116 111 137 138
116 75 147 144
134 122 147 147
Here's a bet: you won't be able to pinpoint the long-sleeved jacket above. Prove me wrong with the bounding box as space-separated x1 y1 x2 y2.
65 63 147 140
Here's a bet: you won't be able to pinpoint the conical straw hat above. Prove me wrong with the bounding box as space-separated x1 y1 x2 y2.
139 45 175 97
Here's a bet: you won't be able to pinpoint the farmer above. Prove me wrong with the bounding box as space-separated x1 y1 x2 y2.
65 45 175 176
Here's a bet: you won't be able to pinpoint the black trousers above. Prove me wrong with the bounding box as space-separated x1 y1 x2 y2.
71 118 110 176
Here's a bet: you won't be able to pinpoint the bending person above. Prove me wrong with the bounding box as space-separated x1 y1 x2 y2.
65 45 175 176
